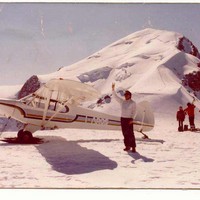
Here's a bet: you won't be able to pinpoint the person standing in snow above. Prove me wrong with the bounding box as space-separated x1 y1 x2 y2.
176 106 185 131
184 99 196 130
112 83 137 153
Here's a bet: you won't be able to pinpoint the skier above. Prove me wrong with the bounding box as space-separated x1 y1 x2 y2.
184 99 196 130
176 106 185 131
112 83 137 153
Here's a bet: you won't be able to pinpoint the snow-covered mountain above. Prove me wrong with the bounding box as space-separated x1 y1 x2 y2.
2 28 200 189
15 28 200 117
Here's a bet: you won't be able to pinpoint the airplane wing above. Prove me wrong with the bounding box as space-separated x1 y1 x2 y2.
34 79 100 104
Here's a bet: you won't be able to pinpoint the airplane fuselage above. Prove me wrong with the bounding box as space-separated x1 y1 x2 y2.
0 98 154 134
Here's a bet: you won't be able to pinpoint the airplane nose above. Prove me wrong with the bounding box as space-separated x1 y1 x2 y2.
0 99 17 118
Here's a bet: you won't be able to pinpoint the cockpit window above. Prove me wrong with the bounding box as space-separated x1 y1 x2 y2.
21 95 69 113
48 100 69 113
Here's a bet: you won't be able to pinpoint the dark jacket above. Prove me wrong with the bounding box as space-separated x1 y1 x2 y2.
176 110 185 121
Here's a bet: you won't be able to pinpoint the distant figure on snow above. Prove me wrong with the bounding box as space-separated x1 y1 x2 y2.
176 106 185 132
184 99 196 130
112 83 137 153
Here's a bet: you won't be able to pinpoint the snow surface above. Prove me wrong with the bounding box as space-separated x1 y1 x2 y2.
1 114 200 189
1 29 200 191
0 85 21 99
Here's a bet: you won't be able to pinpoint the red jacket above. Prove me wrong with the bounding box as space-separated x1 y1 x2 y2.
184 104 195 117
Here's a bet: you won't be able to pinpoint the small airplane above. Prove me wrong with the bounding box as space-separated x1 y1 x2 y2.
0 79 154 143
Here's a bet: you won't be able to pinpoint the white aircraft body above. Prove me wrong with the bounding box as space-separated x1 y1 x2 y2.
0 79 154 142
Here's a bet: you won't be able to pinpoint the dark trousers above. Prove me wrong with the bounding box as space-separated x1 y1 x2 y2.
189 116 195 128
121 117 136 148
178 120 184 128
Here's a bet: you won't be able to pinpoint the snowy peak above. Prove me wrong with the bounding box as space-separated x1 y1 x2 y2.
17 28 200 113
56 28 200 86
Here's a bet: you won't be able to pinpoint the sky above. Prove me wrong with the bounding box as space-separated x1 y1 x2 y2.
0 2 200 86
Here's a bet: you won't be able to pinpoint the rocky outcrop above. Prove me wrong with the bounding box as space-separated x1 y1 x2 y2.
17 75 41 99
177 37 200 59
177 37 200 93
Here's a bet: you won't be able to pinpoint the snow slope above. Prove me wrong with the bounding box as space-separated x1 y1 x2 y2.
0 28 200 189
36 28 200 115
0 85 21 99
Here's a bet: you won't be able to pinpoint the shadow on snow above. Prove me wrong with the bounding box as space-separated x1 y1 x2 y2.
128 152 154 163
36 136 118 175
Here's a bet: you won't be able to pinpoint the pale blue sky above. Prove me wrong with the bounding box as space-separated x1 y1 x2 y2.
0 3 200 85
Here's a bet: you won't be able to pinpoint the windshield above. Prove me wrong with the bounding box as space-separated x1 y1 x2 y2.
21 95 69 113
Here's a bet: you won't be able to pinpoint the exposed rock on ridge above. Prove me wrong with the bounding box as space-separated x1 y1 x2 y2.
17 75 40 99
177 37 200 59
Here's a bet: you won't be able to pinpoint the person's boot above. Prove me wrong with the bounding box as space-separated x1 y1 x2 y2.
123 147 130 151
132 147 136 153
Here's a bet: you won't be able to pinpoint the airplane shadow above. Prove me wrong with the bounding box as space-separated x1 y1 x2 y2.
128 152 154 164
36 136 118 175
